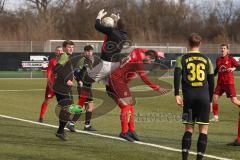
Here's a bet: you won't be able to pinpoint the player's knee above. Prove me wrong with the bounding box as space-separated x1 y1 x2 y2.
88 102 94 112
213 95 218 104
185 124 194 133
199 125 208 134
231 97 239 105
119 97 133 106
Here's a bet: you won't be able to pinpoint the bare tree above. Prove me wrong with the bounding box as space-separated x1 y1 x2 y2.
0 0 6 13
25 0 51 15
25 0 71 16
215 0 235 25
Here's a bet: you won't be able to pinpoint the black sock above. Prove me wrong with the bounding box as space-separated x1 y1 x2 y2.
182 131 192 160
72 113 81 122
57 120 67 134
197 133 208 160
85 111 92 126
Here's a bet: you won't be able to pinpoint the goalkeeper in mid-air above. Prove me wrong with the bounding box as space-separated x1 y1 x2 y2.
78 9 129 106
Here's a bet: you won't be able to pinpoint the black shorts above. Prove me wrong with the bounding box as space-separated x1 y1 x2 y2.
55 92 73 107
77 85 93 103
182 99 210 125
55 91 80 122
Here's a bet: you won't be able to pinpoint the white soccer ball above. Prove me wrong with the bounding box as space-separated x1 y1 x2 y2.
101 17 114 27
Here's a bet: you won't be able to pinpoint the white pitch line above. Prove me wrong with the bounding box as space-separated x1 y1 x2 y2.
0 89 44 92
0 78 45 80
0 88 105 92
0 114 234 160
0 87 172 92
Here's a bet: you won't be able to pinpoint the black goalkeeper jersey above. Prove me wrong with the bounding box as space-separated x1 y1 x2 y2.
95 19 128 62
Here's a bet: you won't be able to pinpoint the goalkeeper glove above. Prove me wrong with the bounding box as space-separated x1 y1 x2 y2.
96 9 107 20
110 13 120 22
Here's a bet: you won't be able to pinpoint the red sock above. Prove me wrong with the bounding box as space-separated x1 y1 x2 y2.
40 101 48 119
120 106 129 134
128 105 135 132
237 112 240 142
213 103 219 116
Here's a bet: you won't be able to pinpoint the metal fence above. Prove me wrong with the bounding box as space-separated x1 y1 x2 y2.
45 40 188 53
0 40 239 53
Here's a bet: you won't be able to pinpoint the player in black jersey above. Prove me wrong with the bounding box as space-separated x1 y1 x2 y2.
78 9 128 107
174 33 214 160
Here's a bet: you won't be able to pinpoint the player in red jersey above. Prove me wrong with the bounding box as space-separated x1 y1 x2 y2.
38 46 63 123
212 44 240 146
211 44 240 122
107 48 166 142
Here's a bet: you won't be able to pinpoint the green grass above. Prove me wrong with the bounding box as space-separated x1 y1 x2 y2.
0 78 240 160
0 71 45 78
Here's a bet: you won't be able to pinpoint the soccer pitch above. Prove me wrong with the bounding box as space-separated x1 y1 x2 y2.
0 78 239 160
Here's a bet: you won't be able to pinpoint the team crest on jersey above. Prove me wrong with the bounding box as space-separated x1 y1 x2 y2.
219 65 227 72
225 61 229 64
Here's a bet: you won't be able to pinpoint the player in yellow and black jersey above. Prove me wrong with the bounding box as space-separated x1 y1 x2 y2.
174 33 214 160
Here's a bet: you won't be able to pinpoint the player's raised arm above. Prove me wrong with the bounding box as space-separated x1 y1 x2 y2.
95 9 113 35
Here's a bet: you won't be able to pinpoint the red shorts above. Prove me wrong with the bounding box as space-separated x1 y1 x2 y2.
214 84 236 98
109 78 132 106
45 84 55 99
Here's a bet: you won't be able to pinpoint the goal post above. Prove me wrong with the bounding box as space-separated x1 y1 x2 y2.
45 40 104 53
45 40 188 53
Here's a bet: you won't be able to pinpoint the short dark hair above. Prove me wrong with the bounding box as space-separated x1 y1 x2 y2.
84 45 94 51
62 40 74 48
55 46 62 50
117 18 125 30
144 50 156 58
188 33 202 48
220 43 229 49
